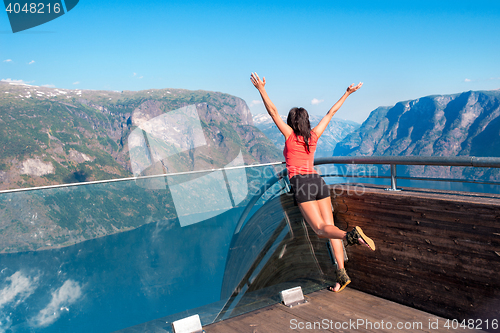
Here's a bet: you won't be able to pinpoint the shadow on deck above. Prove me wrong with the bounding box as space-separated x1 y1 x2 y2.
205 288 473 333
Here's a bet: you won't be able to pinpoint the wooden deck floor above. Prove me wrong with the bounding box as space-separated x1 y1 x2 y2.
205 288 471 333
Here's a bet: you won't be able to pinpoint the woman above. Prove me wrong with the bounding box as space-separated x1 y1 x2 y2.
250 72 375 292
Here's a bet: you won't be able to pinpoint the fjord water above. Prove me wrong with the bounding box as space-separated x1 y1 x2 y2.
0 164 287 333
326 177 499 194
1 210 239 332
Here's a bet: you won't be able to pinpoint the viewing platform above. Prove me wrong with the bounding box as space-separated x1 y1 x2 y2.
207 184 499 333
1 158 499 332
121 182 499 333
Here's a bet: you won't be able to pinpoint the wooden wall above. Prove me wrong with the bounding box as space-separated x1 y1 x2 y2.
331 184 500 322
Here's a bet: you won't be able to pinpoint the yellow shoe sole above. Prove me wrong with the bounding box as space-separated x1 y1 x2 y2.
356 226 376 251
336 279 351 293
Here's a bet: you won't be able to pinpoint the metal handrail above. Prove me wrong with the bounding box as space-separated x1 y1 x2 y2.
0 161 284 195
314 156 500 191
314 156 500 168
3 156 498 195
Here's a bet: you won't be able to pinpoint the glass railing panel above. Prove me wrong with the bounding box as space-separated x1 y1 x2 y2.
1 173 226 332
3 162 331 333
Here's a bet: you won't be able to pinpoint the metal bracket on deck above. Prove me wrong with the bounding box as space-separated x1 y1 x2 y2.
171 314 205 333
280 286 308 307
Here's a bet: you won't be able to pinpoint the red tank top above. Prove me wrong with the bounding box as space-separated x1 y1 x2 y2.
283 131 318 178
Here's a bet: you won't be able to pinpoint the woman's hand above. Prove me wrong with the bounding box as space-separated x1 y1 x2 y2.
250 72 291 138
347 82 363 95
250 72 266 91
314 81 363 137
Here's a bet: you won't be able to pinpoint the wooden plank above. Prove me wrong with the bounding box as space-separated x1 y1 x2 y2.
206 288 472 333
213 306 299 333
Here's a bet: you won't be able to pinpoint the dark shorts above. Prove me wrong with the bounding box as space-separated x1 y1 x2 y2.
289 173 330 204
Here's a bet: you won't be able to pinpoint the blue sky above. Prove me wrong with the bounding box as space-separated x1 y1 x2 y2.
1 0 500 123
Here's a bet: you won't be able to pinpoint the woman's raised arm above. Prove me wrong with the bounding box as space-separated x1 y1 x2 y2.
250 72 293 139
312 83 363 138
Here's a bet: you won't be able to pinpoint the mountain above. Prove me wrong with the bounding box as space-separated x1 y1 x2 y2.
333 89 500 181
0 81 282 191
252 113 360 157
0 81 284 253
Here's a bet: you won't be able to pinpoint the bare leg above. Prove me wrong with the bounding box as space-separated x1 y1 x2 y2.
316 197 345 269
298 197 373 291
328 239 346 292
299 197 346 291
298 198 346 240
300 198 372 247
318 197 347 291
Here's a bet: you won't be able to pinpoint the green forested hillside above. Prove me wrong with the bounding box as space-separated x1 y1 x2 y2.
0 81 282 253
0 81 281 190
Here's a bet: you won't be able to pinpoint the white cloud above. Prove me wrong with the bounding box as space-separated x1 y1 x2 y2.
1 78 24 84
138 76 143 79
28 60 35 65
0 271 39 309
249 100 263 107
33 280 82 327
73 81 80 85
0 314 12 333
0 78 34 85
464 78 471 82
0 272 33 331
3 59 12 63
41 84 55 88
132 72 137 76
311 98 324 105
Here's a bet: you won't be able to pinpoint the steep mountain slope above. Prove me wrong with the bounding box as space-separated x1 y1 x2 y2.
0 81 281 191
253 113 360 157
333 89 500 180
0 81 283 253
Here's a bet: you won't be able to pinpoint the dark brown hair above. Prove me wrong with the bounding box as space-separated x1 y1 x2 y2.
287 107 311 153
